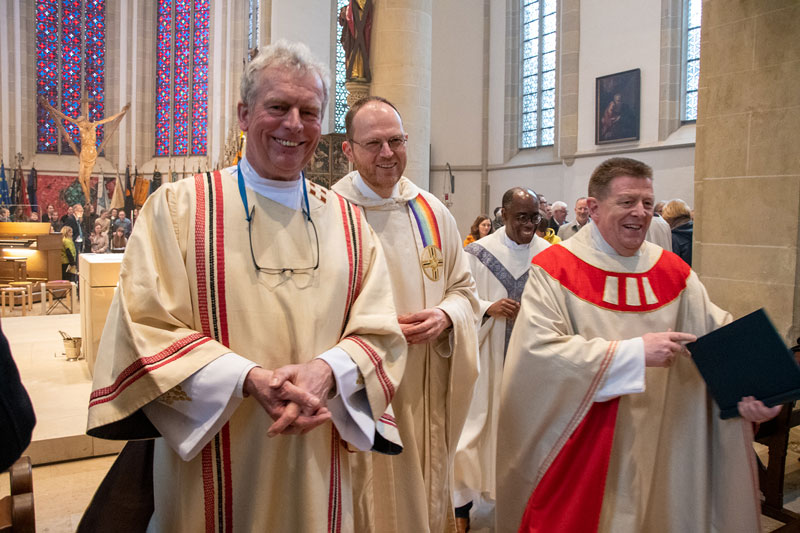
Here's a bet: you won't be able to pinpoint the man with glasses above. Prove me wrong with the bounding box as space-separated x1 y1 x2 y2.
86 42 407 531
333 96 479 533
453 187 550 531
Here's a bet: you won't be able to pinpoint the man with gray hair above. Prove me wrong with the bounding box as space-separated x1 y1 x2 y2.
87 40 406 531
548 200 568 233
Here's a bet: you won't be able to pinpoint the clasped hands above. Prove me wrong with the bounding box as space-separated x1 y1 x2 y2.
243 359 334 437
642 330 781 424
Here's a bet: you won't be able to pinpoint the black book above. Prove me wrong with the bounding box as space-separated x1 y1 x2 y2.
689 308 800 419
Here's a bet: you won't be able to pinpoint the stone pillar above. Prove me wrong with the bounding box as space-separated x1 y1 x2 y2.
694 1 800 343
370 0 432 190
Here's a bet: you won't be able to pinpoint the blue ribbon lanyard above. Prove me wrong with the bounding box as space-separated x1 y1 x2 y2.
236 160 311 222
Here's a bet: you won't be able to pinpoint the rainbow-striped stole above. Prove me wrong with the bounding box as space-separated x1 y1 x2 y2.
408 194 442 250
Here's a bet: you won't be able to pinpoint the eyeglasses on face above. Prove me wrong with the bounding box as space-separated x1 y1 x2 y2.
349 136 407 154
515 213 542 225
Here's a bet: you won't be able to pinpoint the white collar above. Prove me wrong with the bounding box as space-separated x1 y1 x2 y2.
228 156 302 211
502 228 532 250
354 171 400 200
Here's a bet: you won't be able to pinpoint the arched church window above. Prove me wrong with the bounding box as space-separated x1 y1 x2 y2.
35 0 106 154
155 0 210 156
682 0 701 121
333 0 350 133
521 0 557 149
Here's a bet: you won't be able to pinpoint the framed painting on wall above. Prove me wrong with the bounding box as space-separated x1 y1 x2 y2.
595 68 640 144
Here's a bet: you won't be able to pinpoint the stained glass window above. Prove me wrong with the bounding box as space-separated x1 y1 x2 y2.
155 0 209 156
334 0 349 134
85 0 105 146
683 0 701 121
35 0 106 154
521 0 557 149
248 0 260 51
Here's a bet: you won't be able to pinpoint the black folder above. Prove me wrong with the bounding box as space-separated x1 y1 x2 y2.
688 308 800 419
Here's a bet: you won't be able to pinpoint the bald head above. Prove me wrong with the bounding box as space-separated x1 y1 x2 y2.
501 188 540 245
502 187 538 210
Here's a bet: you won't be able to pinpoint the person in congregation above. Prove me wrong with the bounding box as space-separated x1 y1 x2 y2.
334 96 479 533
60 226 78 282
662 198 693 266
81 203 98 252
491 206 504 231
107 208 118 240
60 204 84 253
496 157 779 532
454 187 550 532
548 200 568 233
463 214 493 247
11 206 26 222
96 208 111 235
90 222 108 253
49 209 62 233
537 194 551 221
535 216 561 245
28 211 40 222
558 196 590 240
109 227 127 253
86 40 406 532
112 209 132 238
41 204 55 223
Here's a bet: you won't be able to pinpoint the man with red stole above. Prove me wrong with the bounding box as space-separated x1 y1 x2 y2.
496 157 779 532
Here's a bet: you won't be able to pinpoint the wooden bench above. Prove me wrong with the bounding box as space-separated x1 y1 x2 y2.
755 338 800 532
0 456 35 533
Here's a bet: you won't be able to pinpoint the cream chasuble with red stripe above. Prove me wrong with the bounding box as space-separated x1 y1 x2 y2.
88 170 407 532
496 225 762 533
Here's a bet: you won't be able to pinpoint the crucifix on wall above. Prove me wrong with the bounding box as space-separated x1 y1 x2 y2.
39 92 130 203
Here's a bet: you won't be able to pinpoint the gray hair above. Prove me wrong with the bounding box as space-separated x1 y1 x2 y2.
240 40 331 118
551 201 567 211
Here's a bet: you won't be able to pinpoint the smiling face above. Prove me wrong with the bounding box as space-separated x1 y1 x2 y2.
342 101 408 198
238 66 324 181
575 198 589 225
588 175 654 256
502 190 540 245
478 218 492 237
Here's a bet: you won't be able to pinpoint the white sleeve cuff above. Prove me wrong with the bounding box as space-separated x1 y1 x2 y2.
317 348 375 451
594 338 646 402
143 352 256 461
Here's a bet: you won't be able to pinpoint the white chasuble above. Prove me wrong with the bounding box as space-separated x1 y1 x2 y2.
454 230 549 519
333 172 479 533
88 169 407 532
